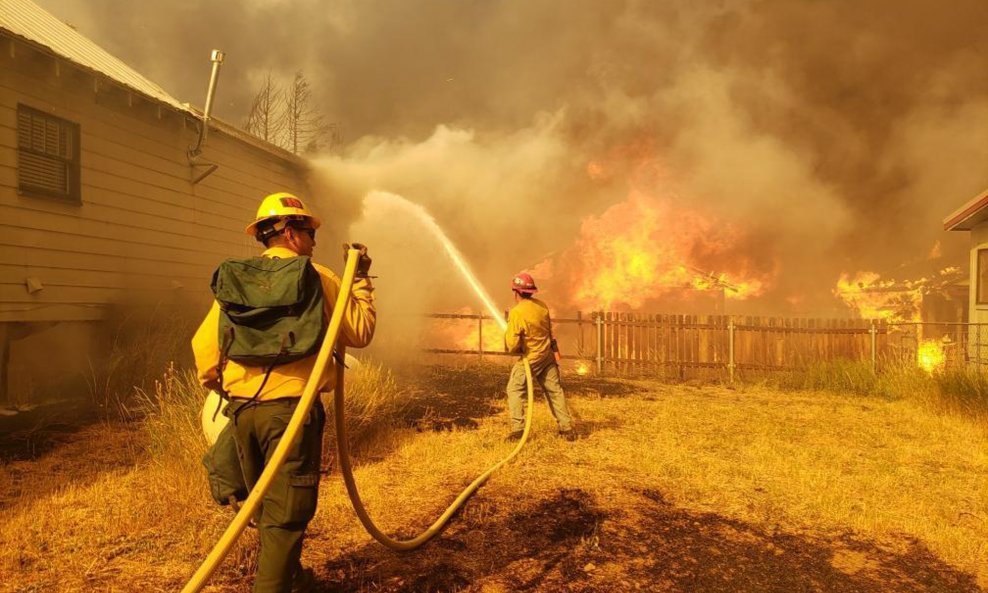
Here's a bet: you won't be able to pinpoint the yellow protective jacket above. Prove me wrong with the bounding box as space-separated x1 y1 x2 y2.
504 296 555 372
191 246 376 401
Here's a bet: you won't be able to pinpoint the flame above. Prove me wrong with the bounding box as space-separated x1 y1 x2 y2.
834 268 963 322
917 338 946 373
575 361 590 376
566 189 769 310
834 272 919 321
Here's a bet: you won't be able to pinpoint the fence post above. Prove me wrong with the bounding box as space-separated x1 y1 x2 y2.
576 310 583 353
869 319 877 373
727 316 735 384
478 314 484 359
595 313 604 376
978 323 982 369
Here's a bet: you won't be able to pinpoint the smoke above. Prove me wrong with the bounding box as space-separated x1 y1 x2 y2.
35 0 988 318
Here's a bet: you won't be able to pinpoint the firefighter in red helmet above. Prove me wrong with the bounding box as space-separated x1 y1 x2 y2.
503 272 576 441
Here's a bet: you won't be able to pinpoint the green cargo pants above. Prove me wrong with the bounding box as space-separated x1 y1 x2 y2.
227 398 324 593
506 360 573 433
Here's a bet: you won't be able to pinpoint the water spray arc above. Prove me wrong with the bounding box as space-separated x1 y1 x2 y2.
366 191 505 322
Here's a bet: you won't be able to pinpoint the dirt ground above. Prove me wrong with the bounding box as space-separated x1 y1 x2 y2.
315 487 981 593
0 363 984 593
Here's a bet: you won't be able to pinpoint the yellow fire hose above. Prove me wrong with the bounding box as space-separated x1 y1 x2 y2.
182 248 535 590
332 347 533 551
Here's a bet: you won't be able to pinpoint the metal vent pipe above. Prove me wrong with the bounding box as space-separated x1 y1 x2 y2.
189 49 225 158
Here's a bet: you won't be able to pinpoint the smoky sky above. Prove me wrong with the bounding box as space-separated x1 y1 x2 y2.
33 0 988 315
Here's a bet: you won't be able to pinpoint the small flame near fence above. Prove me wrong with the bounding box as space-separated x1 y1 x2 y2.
917 338 947 374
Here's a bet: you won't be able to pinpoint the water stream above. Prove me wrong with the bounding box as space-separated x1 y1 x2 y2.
363 191 508 331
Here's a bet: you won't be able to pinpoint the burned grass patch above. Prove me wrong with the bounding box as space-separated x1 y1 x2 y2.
0 422 143 511
0 400 99 462
316 487 981 593
396 364 505 432
565 375 641 399
393 363 641 434
319 489 606 592
614 488 982 593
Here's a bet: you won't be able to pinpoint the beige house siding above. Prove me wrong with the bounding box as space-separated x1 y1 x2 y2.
0 50 310 323
969 225 988 325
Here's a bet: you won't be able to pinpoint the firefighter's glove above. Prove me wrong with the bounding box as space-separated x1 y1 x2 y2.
343 242 374 278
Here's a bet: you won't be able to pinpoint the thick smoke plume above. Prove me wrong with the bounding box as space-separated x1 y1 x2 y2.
39 0 988 322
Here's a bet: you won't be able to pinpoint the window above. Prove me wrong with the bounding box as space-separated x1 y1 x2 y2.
978 248 988 305
16 104 80 202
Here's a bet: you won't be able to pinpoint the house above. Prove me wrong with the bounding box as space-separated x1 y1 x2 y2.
943 186 988 363
0 0 313 404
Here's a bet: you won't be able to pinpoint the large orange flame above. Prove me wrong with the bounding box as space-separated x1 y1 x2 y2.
565 186 768 311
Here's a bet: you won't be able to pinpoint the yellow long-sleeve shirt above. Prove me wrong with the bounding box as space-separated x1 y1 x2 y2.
504 297 555 372
191 246 376 400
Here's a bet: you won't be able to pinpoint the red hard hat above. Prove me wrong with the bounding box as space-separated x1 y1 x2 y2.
511 272 538 294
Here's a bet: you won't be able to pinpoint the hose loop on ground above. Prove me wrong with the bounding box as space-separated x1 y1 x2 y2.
333 354 534 551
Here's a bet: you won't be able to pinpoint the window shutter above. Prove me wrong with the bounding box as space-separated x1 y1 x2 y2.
16 105 79 201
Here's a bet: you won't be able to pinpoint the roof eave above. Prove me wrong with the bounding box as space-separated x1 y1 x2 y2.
944 187 988 232
1 30 307 169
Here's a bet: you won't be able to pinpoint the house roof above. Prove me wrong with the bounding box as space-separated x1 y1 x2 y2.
0 0 306 167
0 0 191 113
944 187 988 231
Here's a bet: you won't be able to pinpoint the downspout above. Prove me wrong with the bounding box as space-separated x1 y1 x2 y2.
188 49 225 184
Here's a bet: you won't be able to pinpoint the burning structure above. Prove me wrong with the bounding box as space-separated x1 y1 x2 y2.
0 0 314 404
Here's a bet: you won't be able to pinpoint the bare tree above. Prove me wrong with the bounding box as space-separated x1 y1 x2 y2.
243 72 284 144
282 71 330 154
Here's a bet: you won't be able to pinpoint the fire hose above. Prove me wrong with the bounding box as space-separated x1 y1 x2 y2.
333 346 533 551
181 248 535 591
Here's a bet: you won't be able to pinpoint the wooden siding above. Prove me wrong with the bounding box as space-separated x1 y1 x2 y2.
0 56 311 322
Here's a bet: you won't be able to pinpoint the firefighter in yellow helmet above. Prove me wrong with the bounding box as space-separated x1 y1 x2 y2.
503 272 576 441
192 192 376 592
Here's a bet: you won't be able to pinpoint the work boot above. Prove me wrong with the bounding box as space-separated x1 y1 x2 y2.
505 430 524 442
559 430 577 442
291 566 316 593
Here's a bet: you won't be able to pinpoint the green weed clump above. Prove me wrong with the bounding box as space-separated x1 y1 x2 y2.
770 357 988 419
773 359 879 395
931 366 988 418
873 359 938 401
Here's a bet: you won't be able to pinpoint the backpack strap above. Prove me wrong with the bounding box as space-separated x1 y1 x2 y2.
230 332 295 423
212 327 236 422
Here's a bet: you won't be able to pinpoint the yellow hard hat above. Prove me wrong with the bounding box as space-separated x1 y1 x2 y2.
245 192 322 238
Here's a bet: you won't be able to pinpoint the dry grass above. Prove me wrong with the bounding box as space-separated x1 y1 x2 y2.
1 362 986 592
770 358 988 419
86 303 200 417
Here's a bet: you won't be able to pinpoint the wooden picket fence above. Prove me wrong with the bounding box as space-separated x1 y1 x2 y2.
423 311 988 380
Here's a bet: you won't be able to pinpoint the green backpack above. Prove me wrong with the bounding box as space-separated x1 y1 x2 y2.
210 255 326 381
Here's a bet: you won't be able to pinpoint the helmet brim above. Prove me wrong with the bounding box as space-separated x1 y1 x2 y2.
245 213 322 237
